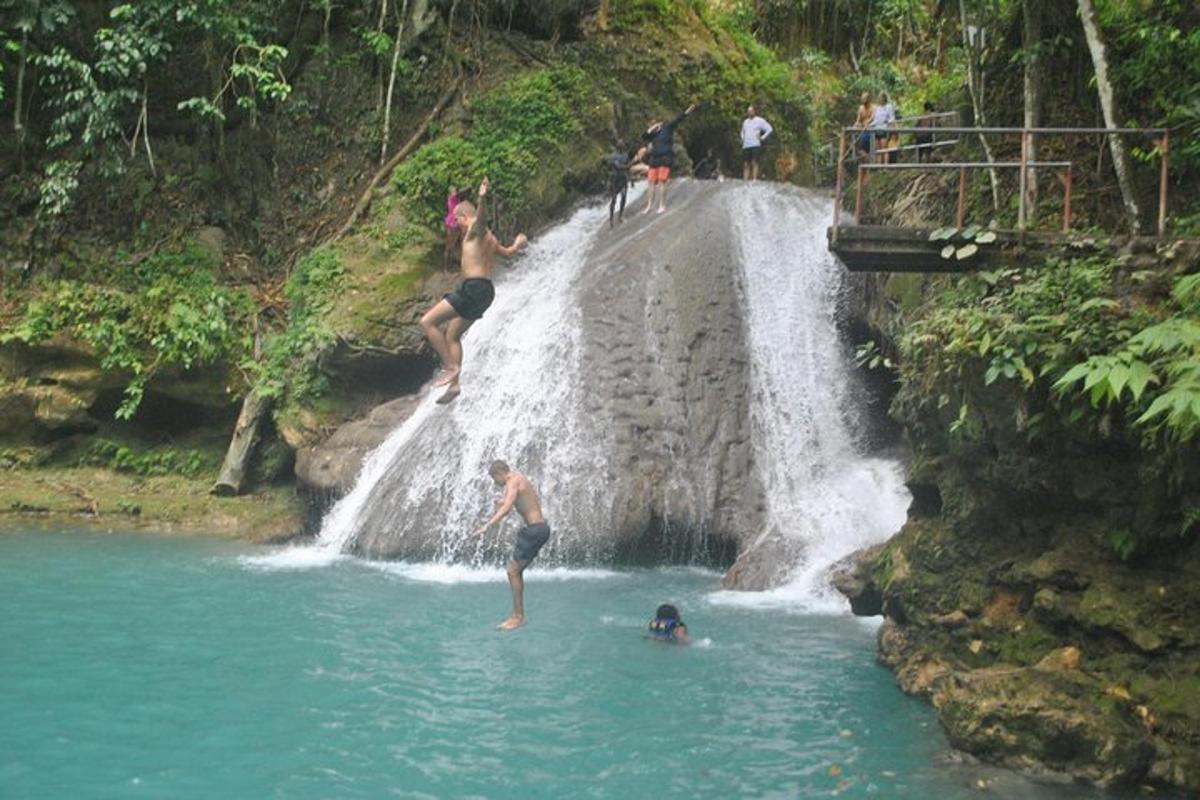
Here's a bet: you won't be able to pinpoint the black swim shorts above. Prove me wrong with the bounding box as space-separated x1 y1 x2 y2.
743 145 761 164
445 278 495 321
511 522 551 563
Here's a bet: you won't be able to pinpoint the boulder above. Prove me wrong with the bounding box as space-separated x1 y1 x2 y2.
295 394 424 495
933 668 1154 786
829 543 886 615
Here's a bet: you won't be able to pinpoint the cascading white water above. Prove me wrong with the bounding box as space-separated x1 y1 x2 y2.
311 198 619 564
252 182 908 608
715 184 910 609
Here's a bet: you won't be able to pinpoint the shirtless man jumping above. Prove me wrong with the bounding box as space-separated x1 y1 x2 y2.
419 177 528 404
473 460 551 631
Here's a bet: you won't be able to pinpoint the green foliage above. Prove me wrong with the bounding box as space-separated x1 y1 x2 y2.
2 245 252 419
612 0 680 27
899 252 1200 451
1095 0 1200 175
393 67 591 229
854 340 893 371
1106 527 1137 562
17 0 293 217
251 246 344 406
78 438 208 477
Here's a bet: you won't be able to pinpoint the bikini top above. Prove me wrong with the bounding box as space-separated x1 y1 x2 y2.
648 617 681 640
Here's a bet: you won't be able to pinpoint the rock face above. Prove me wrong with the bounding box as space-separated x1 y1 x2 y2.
330 184 770 566
574 184 764 563
0 339 235 442
295 394 424 495
836 492 1200 791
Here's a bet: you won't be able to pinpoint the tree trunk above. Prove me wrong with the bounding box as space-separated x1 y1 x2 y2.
1022 0 1042 225
211 389 272 496
380 0 412 164
14 23 29 146
1077 0 1142 233
338 79 459 240
959 0 1000 214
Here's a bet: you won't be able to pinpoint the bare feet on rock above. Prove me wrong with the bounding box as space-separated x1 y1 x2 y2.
497 615 524 631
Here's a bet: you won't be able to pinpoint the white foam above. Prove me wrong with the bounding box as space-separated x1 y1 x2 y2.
238 546 348 571
362 560 627 585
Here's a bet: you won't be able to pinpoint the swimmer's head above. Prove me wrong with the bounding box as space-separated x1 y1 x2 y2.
488 460 511 484
655 603 680 622
454 200 476 227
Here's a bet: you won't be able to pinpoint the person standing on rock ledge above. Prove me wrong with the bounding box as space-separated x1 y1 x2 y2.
418 176 528 404
473 460 551 631
740 105 773 181
640 102 697 215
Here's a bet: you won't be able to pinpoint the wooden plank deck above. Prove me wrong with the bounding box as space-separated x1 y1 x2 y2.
826 224 1175 273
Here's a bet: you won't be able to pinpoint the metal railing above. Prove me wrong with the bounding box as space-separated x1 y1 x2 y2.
830 126 1171 242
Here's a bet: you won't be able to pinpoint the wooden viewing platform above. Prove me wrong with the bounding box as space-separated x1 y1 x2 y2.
827 125 1171 272
828 225 1170 273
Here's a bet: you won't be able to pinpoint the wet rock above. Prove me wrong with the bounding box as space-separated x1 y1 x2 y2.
829 543 885 615
1035 646 1082 672
295 394 424 495
933 609 971 629
933 668 1154 785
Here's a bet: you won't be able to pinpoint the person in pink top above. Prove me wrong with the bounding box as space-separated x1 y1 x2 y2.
444 186 467 270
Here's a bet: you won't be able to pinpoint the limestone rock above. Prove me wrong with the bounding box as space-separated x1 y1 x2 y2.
829 543 886 615
295 394 424 495
1035 645 1082 672
933 668 1154 785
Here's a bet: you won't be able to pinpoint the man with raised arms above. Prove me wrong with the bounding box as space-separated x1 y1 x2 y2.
640 102 697 214
418 177 528 404
474 460 551 631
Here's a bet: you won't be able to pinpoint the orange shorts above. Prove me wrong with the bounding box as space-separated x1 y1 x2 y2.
648 166 671 182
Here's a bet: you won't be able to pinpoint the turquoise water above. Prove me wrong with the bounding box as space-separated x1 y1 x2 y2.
1 529 1123 799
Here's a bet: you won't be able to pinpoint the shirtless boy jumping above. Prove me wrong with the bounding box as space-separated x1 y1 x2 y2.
419 177 528 404
473 460 551 631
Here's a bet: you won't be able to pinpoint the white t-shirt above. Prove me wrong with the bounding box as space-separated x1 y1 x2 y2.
741 116 774 149
871 103 896 129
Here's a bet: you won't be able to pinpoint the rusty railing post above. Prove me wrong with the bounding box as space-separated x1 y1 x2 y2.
956 167 966 229
854 165 864 224
1017 129 1029 231
1063 165 1073 233
1158 130 1170 237
833 129 846 241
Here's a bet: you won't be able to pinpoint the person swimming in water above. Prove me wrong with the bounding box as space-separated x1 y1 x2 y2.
640 103 697 215
473 460 551 631
603 143 633 228
418 176 528 404
646 603 690 644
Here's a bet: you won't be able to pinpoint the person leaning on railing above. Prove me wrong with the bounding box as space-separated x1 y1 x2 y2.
853 92 875 159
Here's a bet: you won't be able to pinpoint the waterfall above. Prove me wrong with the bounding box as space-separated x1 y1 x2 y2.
314 199 616 565
256 182 908 603
721 184 910 607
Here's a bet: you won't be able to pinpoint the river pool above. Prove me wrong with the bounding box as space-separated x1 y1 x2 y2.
0 528 1131 799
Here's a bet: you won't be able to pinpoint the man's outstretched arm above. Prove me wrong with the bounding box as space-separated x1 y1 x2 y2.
473 481 519 536
496 234 528 259
467 177 490 240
